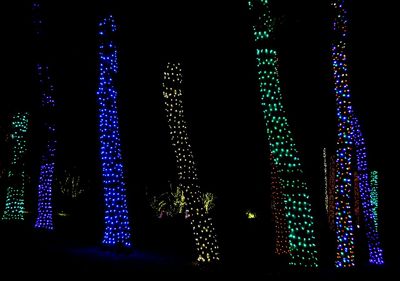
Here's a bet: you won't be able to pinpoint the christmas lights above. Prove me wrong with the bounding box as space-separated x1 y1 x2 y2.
162 62 220 263
369 171 379 231
34 64 57 230
351 115 383 264
270 154 289 255
353 171 360 228
327 154 336 231
331 0 356 267
248 0 318 267
32 2 57 230
2 112 29 221
331 0 383 266
96 15 132 248
323 148 328 213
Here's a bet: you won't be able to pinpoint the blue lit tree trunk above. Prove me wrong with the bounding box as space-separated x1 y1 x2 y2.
2 113 29 221
248 0 319 268
162 62 220 263
96 15 132 248
351 115 383 264
32 2 57 230
34 63 57 231
331 0 383 266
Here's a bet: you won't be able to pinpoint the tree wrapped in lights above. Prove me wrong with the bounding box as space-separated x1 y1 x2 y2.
2 112 29 221
32 2 57 230
96 15 132 248
351 115 383 264
247 0 319 267
162 62 220 263
331 0 356 267
330 0 383 266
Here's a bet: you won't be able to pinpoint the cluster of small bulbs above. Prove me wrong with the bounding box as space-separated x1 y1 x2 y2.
323 148 329 213
369 171 379 232
32 2 57 230
331 0 356 268
325 149 341 233
34 120 56 230
162 62 220 263
331 0 383 266
2 112 29 221
351 115 383 264
353 171 361 227
327 153 336 231
34 64 57 231
270 154 289 255
248 0 319 268
96 15 132 248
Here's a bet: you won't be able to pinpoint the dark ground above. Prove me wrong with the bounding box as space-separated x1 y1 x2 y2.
1 217 396 280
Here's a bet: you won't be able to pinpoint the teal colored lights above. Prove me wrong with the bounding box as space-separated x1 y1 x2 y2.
248 0 319 268
2 112 30 221
370 171 379 231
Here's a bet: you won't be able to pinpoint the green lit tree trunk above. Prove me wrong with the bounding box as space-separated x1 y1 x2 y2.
2 112 29 221
248 0 319 267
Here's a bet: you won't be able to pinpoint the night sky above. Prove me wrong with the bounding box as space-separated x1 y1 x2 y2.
1 0 398 268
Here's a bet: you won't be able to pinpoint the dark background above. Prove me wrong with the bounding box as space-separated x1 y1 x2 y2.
1 0 398 271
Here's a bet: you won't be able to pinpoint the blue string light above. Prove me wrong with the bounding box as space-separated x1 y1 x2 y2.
96 14 132 248
351 115 384 264
33 2 56 230
331 0 383 266
331 0 356 268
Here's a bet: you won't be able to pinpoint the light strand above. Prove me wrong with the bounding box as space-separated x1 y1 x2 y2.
331 0 383 266
327 154 336 231
270 154 290 255
323 148 329 213
2 112 29 221
331 0 356 267
96 14 132 248
162 62 220 263
248 0 319 267
351 115 383 264
32 2 57 230
369 171 379 232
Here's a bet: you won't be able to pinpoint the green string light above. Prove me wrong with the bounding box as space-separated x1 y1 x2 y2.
248 0 318 267
369 171 379 232
2 112 29 221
